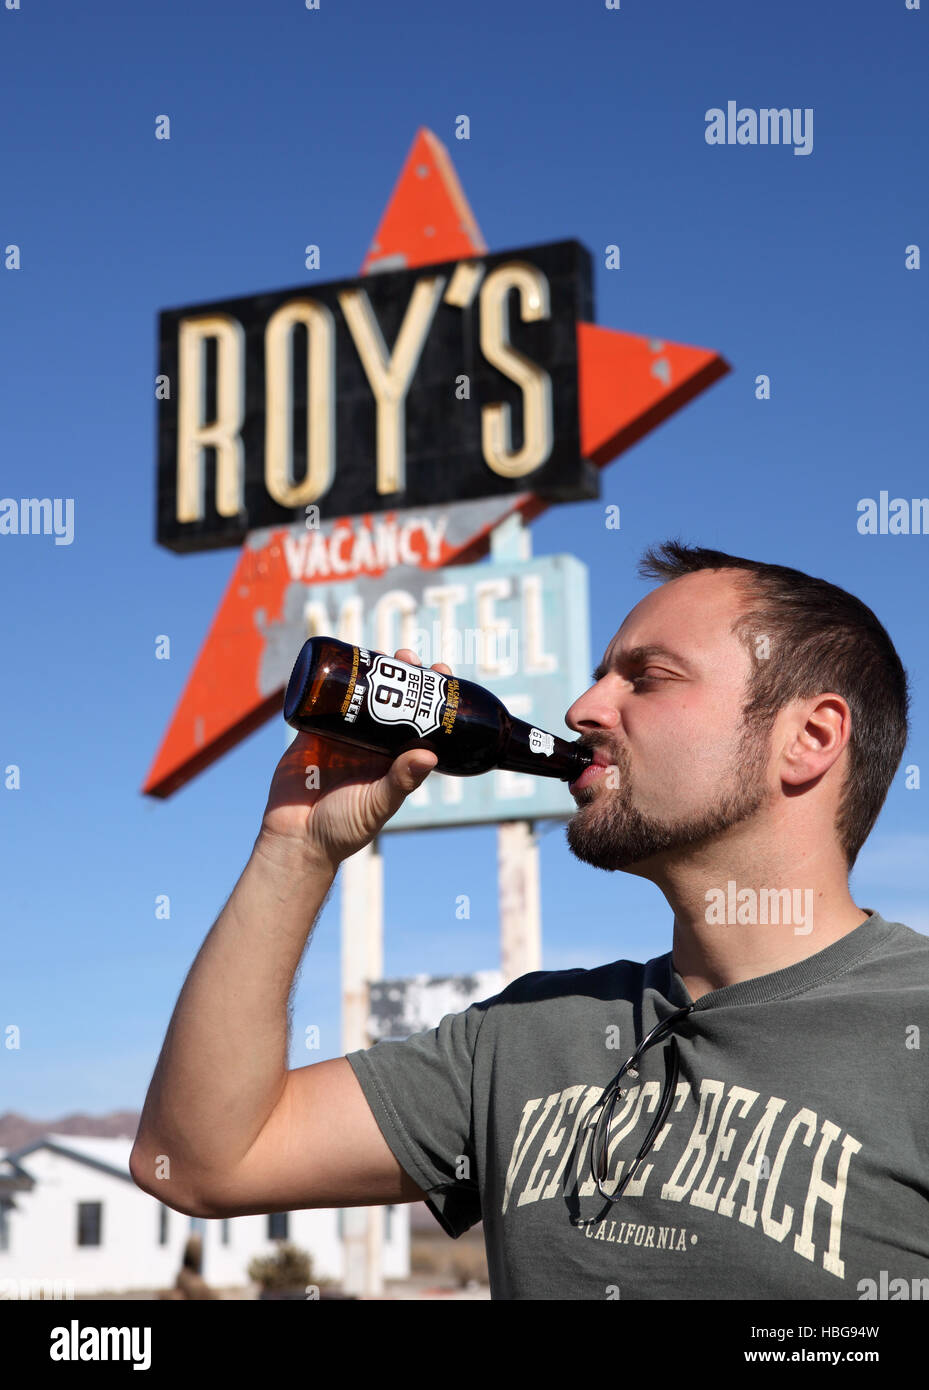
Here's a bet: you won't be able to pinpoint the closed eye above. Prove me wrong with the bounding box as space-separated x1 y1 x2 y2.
631 670 674 685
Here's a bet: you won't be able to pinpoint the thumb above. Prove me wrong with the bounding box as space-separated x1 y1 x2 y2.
369 749 438 823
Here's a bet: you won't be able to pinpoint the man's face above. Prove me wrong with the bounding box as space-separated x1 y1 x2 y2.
564 569 774 873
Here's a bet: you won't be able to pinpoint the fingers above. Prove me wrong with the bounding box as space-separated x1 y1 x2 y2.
395 647 453 677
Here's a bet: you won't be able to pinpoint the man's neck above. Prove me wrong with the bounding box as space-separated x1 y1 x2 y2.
654 840 869 1002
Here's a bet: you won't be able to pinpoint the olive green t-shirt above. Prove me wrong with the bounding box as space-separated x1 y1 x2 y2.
345 911 929 1300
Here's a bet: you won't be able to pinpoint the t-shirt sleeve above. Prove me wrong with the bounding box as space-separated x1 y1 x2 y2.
345 999 489 1238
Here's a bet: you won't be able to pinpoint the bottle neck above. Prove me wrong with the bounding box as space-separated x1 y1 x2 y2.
498 717 594 781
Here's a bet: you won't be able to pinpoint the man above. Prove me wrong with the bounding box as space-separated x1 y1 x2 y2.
130 541 927 1301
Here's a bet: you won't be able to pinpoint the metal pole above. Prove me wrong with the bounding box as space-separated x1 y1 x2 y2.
489 514 544 987
497 819 542 985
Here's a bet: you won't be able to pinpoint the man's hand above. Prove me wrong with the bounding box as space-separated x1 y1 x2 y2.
259 647 453 870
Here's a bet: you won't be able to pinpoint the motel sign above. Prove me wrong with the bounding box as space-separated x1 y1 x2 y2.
157 239 596 553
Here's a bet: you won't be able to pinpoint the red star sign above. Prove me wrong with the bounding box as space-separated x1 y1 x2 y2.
143 127 729 798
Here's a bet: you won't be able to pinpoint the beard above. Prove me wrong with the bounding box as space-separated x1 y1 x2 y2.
565 717 773 873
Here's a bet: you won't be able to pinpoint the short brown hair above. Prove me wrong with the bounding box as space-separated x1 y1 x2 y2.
638 540 910 870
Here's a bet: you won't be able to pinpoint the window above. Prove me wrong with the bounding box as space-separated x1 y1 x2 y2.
221 1220 230 1246
158 1206 169 1245
385 1205 394 1241
0 1199 11 1252
77 1202 102 1246
268 1212 289 1241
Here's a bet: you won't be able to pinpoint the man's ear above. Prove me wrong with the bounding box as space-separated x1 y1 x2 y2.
780 695 851 787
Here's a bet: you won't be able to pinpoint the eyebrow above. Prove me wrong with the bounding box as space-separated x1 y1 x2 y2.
591 645 695 683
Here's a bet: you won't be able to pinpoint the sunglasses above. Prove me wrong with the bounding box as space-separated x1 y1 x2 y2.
588 1003 696 1203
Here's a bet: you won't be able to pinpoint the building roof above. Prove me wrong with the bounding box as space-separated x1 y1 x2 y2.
0 1152 35 1193
3 1134 135 1183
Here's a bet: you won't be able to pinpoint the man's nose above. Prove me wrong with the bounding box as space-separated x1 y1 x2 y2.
565 678 622 734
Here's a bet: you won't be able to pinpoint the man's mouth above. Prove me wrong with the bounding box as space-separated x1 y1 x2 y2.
568 747 615 796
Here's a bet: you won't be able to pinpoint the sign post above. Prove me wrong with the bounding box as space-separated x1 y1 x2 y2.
488 512 542 984
498 820 542 985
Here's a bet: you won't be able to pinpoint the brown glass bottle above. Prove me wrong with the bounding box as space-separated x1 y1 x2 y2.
283 636 594 782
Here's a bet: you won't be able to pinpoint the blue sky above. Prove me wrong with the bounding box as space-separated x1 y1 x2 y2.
1 0 926 1116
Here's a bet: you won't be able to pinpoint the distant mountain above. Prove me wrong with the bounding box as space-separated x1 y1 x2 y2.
0 1111 141 1151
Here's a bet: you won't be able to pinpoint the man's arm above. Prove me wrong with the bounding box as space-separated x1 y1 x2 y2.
130 648 449 1218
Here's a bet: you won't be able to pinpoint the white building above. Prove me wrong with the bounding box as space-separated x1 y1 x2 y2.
0 1134 408 1297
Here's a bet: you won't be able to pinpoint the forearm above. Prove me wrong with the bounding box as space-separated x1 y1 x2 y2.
131 831 337 1206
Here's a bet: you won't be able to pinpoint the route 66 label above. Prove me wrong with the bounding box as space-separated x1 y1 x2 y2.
529 727 554 756
366 654 447 736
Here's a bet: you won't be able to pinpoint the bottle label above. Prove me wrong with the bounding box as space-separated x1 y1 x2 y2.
341 648 375 724
529 727 555 756
365 655 447 736
440 677 460 734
